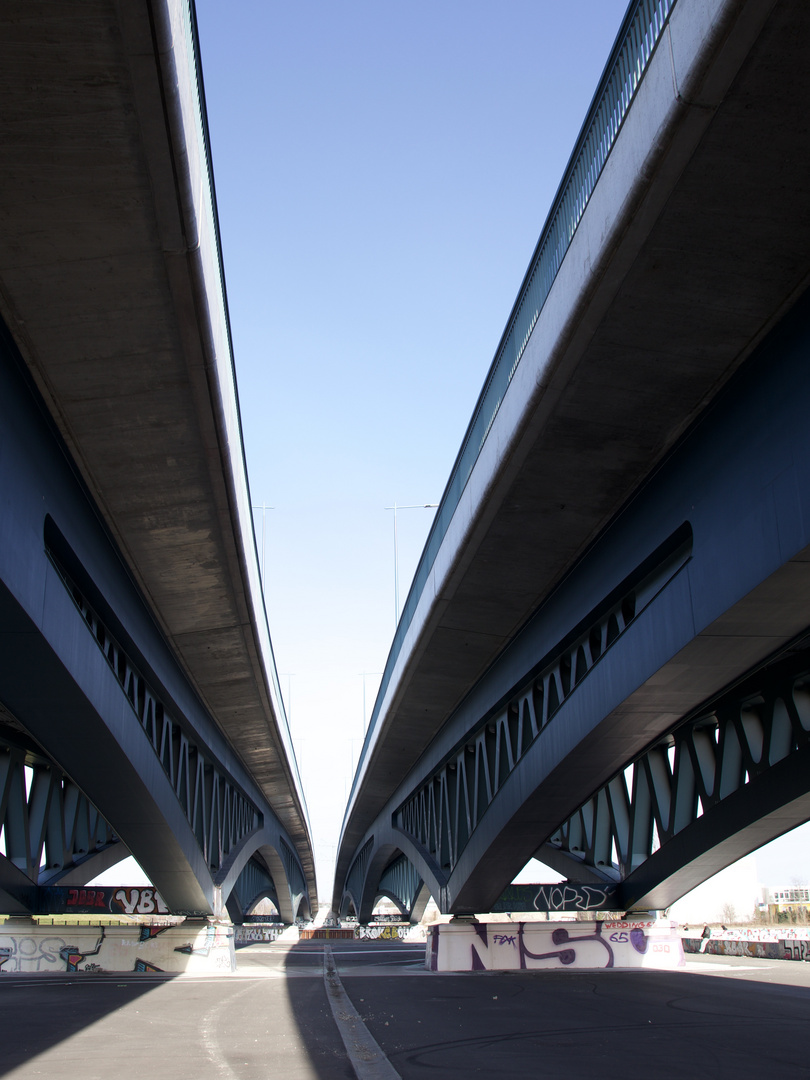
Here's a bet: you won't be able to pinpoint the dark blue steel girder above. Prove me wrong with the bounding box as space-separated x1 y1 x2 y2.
341 288 810 919
543 637 810 910
0 320 308 920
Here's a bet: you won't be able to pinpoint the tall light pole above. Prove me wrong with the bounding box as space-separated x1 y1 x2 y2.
384 503 438 628
251 502 274 587
359 671 382 735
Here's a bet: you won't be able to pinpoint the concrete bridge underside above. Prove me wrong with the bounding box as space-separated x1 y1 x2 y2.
0 0 316 915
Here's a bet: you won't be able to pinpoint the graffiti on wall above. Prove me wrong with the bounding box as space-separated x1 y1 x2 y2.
471 922 627 970
139 925 170 942
173 925 233 970
235 925 287 944
783 939 810 962
134 959 164 973
60 929 106 972
36 885 170 916
428 919 683 972
0 922 234 974
683 936 810 962
492 884 621 913
0 934 78 972
111 888 169 916
355 925 416 941
235 923 427 946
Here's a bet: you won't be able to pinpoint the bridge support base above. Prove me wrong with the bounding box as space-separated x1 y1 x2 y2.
0 917 236 974
426 918 684 972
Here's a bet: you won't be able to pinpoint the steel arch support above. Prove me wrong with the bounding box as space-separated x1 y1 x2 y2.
42 844 131 888
0 574 316 918
622 747 810 910
342 825 446 923
409 882 433 925
224 855 279 924
0 855 37 913
376 854 425 919
543 645 810 910
339 890 358 921
215 819 310 924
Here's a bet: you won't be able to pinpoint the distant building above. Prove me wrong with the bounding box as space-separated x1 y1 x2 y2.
759 885 810 920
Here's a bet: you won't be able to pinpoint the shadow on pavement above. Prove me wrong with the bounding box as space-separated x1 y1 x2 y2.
281 940 356 1079
340 965 810 1080
0 974 175 1077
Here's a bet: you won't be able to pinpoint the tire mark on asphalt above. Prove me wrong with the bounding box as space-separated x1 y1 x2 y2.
199 981 258 1079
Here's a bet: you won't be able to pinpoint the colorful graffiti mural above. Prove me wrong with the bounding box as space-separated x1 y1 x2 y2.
34 885 170 916
60 929 106 972
354 924 425 941
683 934 810 962
0 921 234 973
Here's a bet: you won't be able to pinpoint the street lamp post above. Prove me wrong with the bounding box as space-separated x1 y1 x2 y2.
384 503 438 629
251 502 274 587
359 671 382 735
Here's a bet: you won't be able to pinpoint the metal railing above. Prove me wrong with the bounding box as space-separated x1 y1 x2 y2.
347 0 677 818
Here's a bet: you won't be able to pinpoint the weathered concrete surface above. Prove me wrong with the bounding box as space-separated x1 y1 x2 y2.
336 0 810 908
0 1 315 903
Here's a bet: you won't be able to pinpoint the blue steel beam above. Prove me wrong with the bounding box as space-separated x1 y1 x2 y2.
543 640 810 910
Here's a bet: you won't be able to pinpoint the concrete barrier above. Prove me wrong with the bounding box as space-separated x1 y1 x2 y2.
236 923 427 945
299 927 355 940
0 919 235 974
234 924 289 945
427 919 684 972
355 924 426 942
683 935 810 961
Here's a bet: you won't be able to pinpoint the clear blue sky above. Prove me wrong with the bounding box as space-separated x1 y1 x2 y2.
192 0 810 901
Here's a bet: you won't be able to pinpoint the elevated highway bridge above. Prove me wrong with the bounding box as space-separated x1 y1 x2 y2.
0 0 315 920
334 0 810 920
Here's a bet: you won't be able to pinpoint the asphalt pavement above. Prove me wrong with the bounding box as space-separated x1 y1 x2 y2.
1 939 809 1079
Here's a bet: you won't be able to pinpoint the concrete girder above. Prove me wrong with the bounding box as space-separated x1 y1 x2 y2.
0 0 316 905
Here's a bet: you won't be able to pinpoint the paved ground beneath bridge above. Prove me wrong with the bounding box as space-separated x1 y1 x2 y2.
1 940 808 1078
